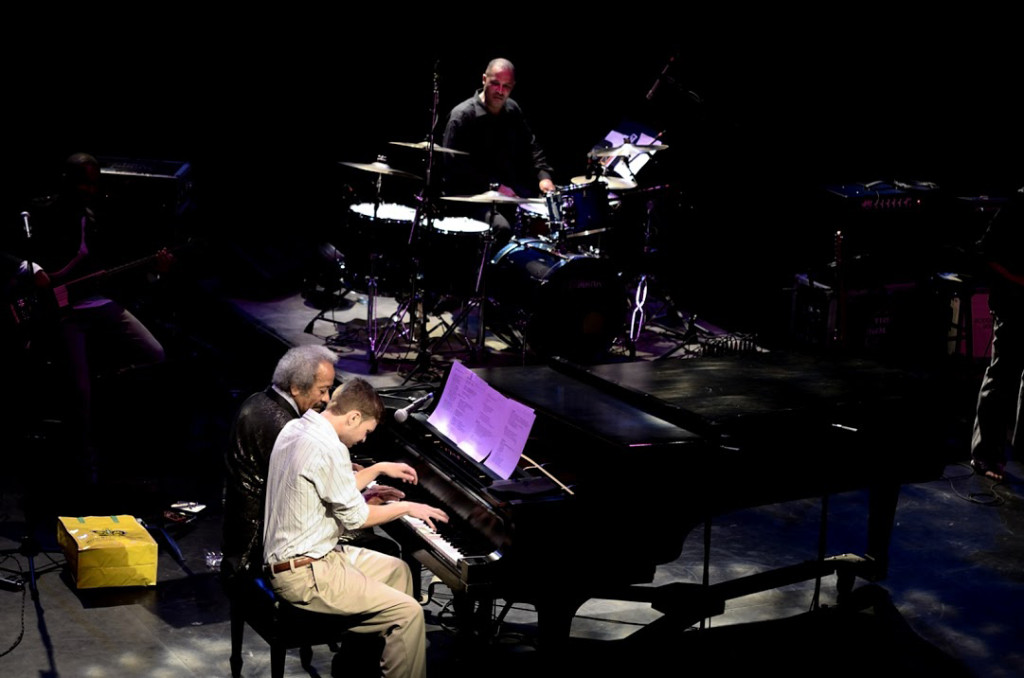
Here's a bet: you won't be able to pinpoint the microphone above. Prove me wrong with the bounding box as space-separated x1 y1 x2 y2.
20 211 31 239
394 392 434 423
646 53 676 101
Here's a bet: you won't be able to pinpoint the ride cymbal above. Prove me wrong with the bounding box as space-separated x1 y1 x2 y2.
442 190 544 205
339 160 423 181
389 140 469 156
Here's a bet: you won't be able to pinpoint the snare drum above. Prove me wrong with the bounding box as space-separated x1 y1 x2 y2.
344 202 417 293
422 216 491 297
488 237 625 362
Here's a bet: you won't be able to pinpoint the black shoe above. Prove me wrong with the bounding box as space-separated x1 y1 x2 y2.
971 458 1006 481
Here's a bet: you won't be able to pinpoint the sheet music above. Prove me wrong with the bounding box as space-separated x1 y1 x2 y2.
484 398 535 479
427 361 535 479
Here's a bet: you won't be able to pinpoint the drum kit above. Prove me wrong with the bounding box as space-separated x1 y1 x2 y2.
328 139 671 371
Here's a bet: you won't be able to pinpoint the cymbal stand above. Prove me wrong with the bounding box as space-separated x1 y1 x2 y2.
361 168 429 375
320 155 410 374
364 159 399 374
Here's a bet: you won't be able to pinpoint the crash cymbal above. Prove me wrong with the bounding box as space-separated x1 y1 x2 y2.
339 160 422 181
590 142 669 158
442 190 545 205
571 175 638 191
389 140 469 156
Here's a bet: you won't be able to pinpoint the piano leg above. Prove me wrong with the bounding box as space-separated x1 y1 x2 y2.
836 481 900 604
865 481 900 578
534 593 589 653
450 592 497 640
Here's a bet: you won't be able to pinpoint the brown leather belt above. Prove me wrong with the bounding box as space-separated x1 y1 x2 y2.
268 556 319 574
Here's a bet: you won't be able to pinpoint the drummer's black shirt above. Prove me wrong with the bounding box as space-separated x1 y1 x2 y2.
442 90 554 201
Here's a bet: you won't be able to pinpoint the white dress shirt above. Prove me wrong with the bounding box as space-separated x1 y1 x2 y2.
262 409 370 564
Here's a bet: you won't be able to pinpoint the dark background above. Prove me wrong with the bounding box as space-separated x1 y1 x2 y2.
6 15 1021 336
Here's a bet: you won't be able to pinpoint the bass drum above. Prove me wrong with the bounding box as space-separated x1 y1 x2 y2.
488 238 625 363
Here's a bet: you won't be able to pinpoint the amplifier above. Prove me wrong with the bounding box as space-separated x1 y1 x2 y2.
826 179 939 212
99 156 194 217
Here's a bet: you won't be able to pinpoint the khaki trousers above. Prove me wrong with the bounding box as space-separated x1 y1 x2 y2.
268 546 426 678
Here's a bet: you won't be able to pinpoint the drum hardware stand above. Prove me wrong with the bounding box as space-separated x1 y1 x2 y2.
320 256 414 376
303 243 357 335
543 189 572 250
488 307 531 365
419 187 532 374
373 288 422 374
418 228 493 367
368 256 434 375
623 200 702 359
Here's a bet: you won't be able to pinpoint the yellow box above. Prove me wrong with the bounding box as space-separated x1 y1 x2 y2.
57 515 158 589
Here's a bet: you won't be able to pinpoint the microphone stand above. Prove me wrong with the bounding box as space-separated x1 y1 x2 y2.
10 212 37 348
1 209 65 601
403 62 443 384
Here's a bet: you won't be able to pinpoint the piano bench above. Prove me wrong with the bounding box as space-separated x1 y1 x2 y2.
227 573 363 678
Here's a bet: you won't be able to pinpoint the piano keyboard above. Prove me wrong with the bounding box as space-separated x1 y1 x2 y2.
399 514 502 567
400 515 462 566
370 427 510 592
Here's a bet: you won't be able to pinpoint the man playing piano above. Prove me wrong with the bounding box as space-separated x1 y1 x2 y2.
222 345 404 585
263 378 449 678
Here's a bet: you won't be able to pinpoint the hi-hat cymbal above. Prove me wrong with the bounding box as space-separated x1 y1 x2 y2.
571 175 638 191
442 190 544 205
591 142 669 158
339 160 422 181
389 140 469 156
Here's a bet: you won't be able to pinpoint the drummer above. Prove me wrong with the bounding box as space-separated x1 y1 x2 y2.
442 57 556 251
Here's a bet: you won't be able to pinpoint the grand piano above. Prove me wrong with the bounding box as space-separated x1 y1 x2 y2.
364 351 957 649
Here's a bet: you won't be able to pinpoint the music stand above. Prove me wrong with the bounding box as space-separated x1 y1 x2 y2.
588 122 702 358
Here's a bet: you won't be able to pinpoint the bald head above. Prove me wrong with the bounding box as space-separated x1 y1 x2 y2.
485 58 515 78
481 58 516 114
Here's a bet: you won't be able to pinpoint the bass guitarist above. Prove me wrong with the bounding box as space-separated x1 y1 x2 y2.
5 152 169 486
970 185 1024 482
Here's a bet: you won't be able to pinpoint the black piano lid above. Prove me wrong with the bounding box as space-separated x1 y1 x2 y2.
581 353 937 427
471 364 702 449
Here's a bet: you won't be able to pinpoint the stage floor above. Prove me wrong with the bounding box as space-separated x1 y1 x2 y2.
1 270 1021 678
